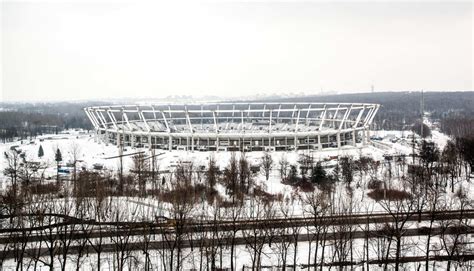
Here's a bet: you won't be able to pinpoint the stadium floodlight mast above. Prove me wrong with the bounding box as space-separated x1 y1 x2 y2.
84 102 380 152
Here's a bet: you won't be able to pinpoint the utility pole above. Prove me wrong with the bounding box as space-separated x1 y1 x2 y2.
413 90 424 164
105 149 146 193
119 111 124 192
139 151 165 189
151 148 155 182
420 90 424 139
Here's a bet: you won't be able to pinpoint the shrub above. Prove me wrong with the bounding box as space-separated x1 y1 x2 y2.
27 182 60 195
367 188 412 201
297 180 315 193
253 186 283 202
367 179 383 190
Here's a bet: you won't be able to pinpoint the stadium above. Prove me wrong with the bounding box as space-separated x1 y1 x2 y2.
84 102 380 151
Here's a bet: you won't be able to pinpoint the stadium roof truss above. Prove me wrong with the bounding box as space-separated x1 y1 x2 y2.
85 102 380 151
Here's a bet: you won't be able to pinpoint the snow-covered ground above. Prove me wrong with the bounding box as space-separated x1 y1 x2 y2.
0 130 396 197
0 125 454 208
2 124 471 270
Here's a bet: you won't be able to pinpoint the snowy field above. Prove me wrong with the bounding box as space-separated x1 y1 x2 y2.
0 129 429 187
0 125 450 198
0 126 456 216
0 129 369 208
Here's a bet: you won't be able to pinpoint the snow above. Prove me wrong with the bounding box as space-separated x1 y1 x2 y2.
1 123 472 270
0 126 447 208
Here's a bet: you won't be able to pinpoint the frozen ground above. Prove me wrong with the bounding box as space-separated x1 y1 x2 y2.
0 125 452 209
2 125 471 270
0 129 395 194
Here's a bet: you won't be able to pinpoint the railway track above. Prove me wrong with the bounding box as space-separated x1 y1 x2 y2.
0 225 472 260
0 209 472 244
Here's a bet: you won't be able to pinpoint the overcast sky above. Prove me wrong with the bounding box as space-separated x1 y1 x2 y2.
1 1 472 102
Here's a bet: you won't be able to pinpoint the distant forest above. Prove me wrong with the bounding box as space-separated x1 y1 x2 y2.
0 102 101 142
0 92 473 142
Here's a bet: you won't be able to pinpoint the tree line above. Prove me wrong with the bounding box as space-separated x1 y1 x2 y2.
0 102 98 142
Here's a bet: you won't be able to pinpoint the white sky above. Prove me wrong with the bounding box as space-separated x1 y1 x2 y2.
1 1 473 102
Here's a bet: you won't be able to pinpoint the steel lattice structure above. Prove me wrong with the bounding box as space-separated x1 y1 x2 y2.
84 102 380 151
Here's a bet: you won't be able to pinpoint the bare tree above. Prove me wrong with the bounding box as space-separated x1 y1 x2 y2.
36 195 61 271
279 154 290 180
243 197 277 270
261 151 273 181
456 136 474 178
4 150 22 190
302 189 330 270
193 207 209 271
329 189 358 269
18 159 40 185
206 154 218 189
355 156 373 187
439 188 471 271
442 140 461 193
88 180 113 271
132 152 150 196
69 141 82 189
422 187 443 271
161 179 194 271
0 191 14 269
175 160 193 186
278 195 301 270
223 199 244 271
111 205 138 271
377 190 416 271
223 153 240 199
57 194 77 271
238 152 252 194
206 201 226 270
72 194 93 271
298 153 314 180
9 201 32 271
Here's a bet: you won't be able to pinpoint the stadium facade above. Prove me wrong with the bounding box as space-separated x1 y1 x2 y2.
84 102 380 151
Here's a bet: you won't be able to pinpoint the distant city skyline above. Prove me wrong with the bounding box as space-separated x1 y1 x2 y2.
2 1 473 102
